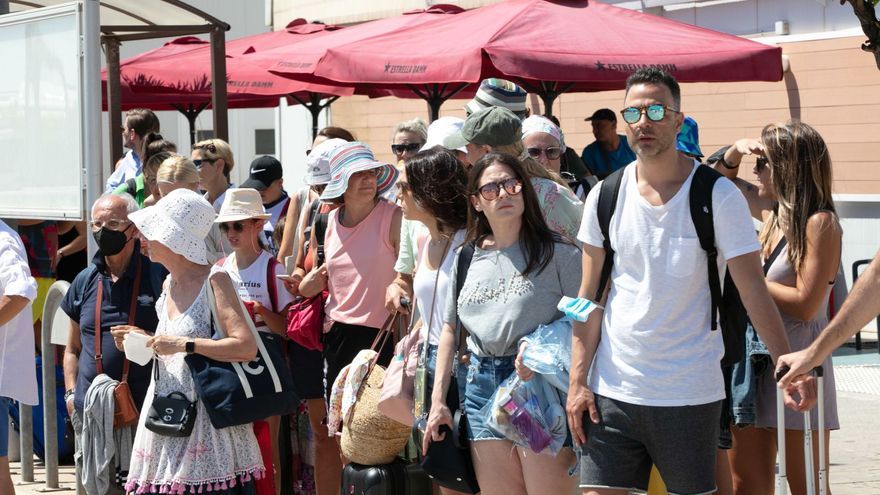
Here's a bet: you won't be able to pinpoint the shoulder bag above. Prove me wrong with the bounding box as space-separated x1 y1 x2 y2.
94 255 142 429
286 200 328 351
145 357 197 437
185 279 298 429
418 242 479 494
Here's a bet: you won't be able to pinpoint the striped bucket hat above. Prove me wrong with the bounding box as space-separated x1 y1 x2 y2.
465 78 528 118
319 142 399 201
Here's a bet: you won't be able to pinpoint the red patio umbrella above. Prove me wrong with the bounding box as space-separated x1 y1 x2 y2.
310 0 783 115
256 5 476 120
106 34 355 144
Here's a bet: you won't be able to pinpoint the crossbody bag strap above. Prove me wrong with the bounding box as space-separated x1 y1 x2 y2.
94 255 142 382
417 238 451 367
206 276 283 396
763 236 788 275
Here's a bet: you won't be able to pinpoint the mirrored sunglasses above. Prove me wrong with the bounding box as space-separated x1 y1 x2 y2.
526 147 562 160
620 104 677 124
477 178 523 201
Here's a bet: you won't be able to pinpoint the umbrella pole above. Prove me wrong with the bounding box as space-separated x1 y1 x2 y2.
173 103 207 148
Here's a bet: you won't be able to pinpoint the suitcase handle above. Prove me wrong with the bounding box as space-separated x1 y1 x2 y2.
774 364 823 383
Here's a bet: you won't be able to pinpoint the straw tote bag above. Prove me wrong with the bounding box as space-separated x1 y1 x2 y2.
340 313 412 465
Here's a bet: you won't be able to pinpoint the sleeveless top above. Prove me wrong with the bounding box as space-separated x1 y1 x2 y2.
126 277 265 493
755 245 840 430
324 200 399 330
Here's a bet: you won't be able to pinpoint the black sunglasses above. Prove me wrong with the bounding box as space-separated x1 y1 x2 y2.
476 178 523 201
193 158 216 169
755 156 769 172
620 104 678 124
218 221 251 233
391 142 422 155
527 147 562 160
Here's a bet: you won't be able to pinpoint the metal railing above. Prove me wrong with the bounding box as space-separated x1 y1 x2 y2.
16 280 71 491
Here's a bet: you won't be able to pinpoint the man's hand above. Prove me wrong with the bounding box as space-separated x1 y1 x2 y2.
65 395 75 418
775 347 822 390
110 325 148 352
566 384 599 446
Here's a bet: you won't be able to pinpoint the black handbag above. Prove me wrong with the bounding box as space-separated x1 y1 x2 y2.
185 280 298 429
417 243 479 494
145 358 197 437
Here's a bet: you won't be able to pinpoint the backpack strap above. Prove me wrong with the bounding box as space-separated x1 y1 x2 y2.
454 242 476 360
689 165 723 331
594 166 627 301
266 256 281 313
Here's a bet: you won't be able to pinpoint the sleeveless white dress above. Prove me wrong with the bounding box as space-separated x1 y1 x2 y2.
126 280 265 494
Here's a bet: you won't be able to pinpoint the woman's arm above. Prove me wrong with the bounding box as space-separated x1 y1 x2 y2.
767 212 842 321
708 140 775 221
423 322 457 452
277 190 305 263
148 272 258 362
388 207 403 255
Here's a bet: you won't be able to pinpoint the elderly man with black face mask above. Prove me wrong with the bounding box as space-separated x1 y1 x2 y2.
61 193 164 494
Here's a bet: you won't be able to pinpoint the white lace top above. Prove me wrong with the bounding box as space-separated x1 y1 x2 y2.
126 279 265 494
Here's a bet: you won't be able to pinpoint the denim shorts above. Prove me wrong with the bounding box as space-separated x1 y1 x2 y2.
0 396 10 457
464 354 516 442
423 343 467 414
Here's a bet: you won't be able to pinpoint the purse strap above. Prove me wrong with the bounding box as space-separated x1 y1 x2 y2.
417 238 451 367
95 254 142 383
206 276 284 395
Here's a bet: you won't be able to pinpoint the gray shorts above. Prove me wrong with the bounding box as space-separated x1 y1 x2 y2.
580 394 721 495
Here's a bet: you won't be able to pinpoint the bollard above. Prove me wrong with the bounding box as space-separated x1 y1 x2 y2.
40 281 70 490
18 403 34 482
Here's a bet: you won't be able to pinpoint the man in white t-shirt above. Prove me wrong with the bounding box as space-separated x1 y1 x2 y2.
568 69 811 495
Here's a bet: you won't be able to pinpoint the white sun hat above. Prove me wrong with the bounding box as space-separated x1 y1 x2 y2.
304 138 349 186
214 188 272 224
128 188 216 265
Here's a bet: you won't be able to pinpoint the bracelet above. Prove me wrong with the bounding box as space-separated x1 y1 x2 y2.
719 155 739 170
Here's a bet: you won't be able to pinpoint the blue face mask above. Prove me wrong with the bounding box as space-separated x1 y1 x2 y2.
557 296 604 323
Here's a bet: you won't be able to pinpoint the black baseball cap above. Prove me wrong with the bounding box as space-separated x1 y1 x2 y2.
241 156 283 191
584 108 617 122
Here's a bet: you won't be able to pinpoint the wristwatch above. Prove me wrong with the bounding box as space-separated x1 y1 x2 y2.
185 339 196 355
64 389 75 402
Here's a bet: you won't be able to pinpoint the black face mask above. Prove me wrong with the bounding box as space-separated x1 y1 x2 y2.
93 224 131 256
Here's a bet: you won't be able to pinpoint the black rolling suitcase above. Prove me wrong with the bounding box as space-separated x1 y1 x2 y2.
775 365 827 495
341 460 431 495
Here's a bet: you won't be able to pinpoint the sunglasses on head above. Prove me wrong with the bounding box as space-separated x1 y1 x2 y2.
193 140 218 154
526 147 562 160
620 104 678 124
391 143 422 155
218 221 252 233
476 178 523 201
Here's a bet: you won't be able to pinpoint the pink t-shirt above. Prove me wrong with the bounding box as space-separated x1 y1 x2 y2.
324 200 399 330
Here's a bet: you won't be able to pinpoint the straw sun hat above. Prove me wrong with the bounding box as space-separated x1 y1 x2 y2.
319 141 398 201
214 188 272 224
128 188 216 265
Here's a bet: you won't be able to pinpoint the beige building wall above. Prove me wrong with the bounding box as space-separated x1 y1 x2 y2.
325 34 880 194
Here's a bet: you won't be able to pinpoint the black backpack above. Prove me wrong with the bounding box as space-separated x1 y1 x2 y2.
594 164 748 366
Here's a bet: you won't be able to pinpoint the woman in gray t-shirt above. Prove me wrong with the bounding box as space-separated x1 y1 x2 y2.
424 153 582 495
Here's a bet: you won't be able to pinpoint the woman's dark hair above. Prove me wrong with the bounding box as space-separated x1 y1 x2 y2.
465 152 556 276
142 133 177 169
405 148 468 236
317 126 355 142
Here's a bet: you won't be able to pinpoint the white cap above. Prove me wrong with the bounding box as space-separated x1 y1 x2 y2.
420 116 467 153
